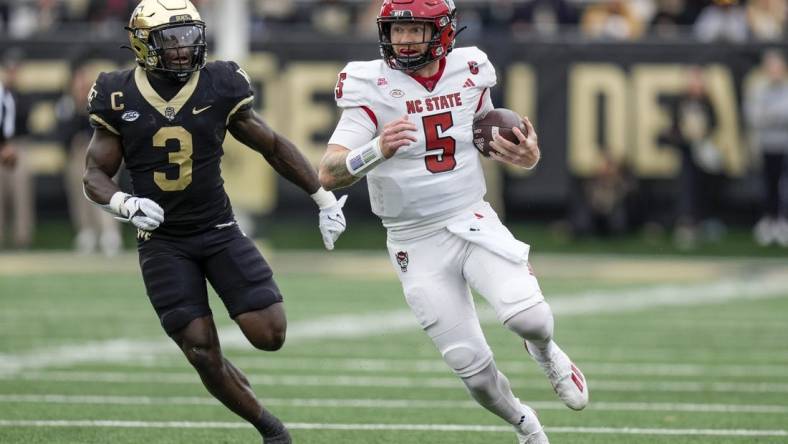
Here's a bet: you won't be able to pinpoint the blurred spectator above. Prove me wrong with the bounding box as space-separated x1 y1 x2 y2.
252 0 299 36
311 0 354 35
581 0 645 40
479 0 530 34
694 0 749 43
662 66 724 249
86 0 135 23
745 50 788 247
747 0 787 41
55 61 122 256
514 0 579 37
355 0 384 38
651 0 693 38
0 50 34 249
569 152 637 238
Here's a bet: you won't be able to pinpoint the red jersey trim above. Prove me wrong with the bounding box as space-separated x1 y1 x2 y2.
476 88 488 113
409 58 447 92
361 106 378 128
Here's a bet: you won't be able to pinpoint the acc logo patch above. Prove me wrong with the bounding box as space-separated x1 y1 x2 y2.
395 251 409 272
390 89 405 98
121 111 140 122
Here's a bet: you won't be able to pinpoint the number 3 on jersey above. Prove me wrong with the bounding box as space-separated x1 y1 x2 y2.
153 126 193 191
422 112 456 174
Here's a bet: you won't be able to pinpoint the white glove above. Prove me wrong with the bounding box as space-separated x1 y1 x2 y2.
318 194 348 250
109 192 164 231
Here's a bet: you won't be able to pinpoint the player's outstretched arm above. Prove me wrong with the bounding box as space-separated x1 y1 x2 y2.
84 128 164 231
229 108 321 193
318 145 359 191
229 108 348 250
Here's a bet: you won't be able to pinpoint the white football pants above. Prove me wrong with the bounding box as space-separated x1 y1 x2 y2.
386 204 544 378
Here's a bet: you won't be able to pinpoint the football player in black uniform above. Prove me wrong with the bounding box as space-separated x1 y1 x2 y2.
82 1 347 442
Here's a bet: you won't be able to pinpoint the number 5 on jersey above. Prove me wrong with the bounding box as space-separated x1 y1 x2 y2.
422 112 456 174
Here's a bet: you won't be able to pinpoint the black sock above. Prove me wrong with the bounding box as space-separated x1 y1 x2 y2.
253 409 289 441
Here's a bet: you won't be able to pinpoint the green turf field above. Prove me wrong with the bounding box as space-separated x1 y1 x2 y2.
1 251 787 443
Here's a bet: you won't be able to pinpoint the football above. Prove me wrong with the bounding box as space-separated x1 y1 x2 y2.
472 108 526 157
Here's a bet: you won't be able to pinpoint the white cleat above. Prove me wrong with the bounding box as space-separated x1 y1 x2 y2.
514 404 549 444
527 341 589 411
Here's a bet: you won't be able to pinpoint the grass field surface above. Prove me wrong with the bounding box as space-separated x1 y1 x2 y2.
1 251 787 443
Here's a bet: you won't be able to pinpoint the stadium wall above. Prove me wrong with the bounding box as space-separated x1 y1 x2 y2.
3 37 784 224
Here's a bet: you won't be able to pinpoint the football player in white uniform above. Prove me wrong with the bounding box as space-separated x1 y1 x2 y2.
318 1 588 442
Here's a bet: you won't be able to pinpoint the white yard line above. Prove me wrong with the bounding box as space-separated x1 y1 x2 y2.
1 276 787 375
6 371 788 394
1 394 787 414
142 356 788 378
0 419 784 437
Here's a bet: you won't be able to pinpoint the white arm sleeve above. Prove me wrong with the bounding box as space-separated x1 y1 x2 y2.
328 107 377 149
474 88 494 121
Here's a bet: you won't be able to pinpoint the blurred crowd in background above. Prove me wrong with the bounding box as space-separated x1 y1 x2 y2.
0 0 787 254
0 0 785 42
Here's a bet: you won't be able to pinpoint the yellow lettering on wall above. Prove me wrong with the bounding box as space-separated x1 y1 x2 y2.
283 62 344 165
504 63 536 178
13 62 70 93
631 64 684 177
568 64 628 177
704 65 745 176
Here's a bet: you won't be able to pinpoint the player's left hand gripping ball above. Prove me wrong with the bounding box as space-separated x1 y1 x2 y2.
319 195 348 250
122 196 165 231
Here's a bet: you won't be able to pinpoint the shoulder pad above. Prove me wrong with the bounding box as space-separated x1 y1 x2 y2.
87 70 130 135
451 47 496 89
334 60 385 109
206 60 254 107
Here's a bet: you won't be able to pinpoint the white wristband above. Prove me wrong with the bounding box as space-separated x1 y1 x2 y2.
310 187 337 209
345 136 384 177
109 191 131 217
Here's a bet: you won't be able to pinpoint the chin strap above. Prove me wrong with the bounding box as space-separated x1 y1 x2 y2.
453 25 468 41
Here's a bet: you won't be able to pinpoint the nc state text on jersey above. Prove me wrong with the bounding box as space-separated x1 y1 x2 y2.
406 93 463 114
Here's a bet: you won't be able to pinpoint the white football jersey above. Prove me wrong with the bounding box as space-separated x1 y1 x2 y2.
331 47 496 240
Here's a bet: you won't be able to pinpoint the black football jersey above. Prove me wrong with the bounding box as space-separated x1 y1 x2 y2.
87 61 254 237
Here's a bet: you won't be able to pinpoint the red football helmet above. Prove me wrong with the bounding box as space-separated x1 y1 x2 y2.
377 0 458 71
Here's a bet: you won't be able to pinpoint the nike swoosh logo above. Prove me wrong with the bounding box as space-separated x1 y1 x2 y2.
192 105 212 115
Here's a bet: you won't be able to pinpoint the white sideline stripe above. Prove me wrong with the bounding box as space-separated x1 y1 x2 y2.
0 420 785 437
1 276 787 375
8 371 788 394
2 394 788 414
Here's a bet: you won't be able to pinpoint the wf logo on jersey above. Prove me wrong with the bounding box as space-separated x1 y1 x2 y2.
136 228 152 242
395 251 409 272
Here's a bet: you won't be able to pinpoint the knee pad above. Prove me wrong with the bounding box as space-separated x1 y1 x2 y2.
504 301 554 342
435 321 493 378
